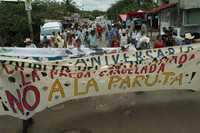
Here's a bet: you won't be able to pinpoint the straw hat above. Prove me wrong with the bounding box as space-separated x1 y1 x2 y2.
24 38 32 43
140 36 150 43
185 33 194 40
122 29 126 34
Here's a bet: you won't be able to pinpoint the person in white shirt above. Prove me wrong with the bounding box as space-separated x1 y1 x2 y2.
120 30 128 47
24 38 37 48
137 32 151 50
135 31 142 42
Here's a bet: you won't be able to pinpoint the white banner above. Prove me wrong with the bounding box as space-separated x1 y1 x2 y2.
0 45 200 119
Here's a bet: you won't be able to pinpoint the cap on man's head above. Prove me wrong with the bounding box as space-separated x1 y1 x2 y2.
24 38 32 43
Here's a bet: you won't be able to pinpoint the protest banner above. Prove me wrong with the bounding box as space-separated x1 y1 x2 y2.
0 45 199 119
0 45 195 71
0 45 195 58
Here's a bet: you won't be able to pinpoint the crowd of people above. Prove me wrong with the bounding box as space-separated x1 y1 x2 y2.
154 27 195 49
24 21 196 51
36 21 151 50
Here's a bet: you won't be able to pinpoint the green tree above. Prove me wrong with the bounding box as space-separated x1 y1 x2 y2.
0 2 29 46
63 0 79 15
0 0 80 46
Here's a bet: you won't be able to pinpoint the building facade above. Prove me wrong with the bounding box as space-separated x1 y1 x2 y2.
170 0 200 25
159 0 200 35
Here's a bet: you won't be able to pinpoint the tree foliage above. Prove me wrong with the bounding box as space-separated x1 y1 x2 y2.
0 0 79 46
0 2 29 46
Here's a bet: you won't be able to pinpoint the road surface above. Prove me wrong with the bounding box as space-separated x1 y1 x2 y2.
0 90 200 133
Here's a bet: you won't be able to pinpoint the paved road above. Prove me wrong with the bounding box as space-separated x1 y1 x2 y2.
1 90 200 133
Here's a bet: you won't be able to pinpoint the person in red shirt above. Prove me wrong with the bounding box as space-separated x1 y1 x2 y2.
154 35 165 48
96 24 103 40
75 38 81 49
112 37 120 48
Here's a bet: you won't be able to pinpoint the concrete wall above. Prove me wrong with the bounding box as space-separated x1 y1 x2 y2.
184 9 200 25
160 1 200 34
170 0 200 9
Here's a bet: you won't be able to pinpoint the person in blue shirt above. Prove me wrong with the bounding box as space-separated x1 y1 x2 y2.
105 25 113 47
89 30 97 48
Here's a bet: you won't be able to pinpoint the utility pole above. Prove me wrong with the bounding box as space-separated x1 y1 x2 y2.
27 10 34 40
25 0 34 40
177 0 181 26
23 5 34 133
81 0 84 17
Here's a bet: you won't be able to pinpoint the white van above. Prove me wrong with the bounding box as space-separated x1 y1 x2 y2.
40 22 64 42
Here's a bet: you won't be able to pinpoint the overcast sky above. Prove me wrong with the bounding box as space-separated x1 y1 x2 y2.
1 0 118 11
74 0 118 11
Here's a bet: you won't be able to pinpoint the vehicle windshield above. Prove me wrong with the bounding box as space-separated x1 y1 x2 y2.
41 28 61 36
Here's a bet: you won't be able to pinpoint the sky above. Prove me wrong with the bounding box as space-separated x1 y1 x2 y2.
74 0 118 11
0 0 118 11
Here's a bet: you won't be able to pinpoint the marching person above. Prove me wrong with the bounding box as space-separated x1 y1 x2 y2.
105 25 113 47
96 23 103 41
165 29 176 47
49 32 56 48
89 30 97 48
120 29 128 47
24 38 37 48
42 36 51 48
184 33 194 45
112 37 120 48
154 35 165 48
84 31 90 47
74 38 82 50
137 32 151 50
55 32 64 48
